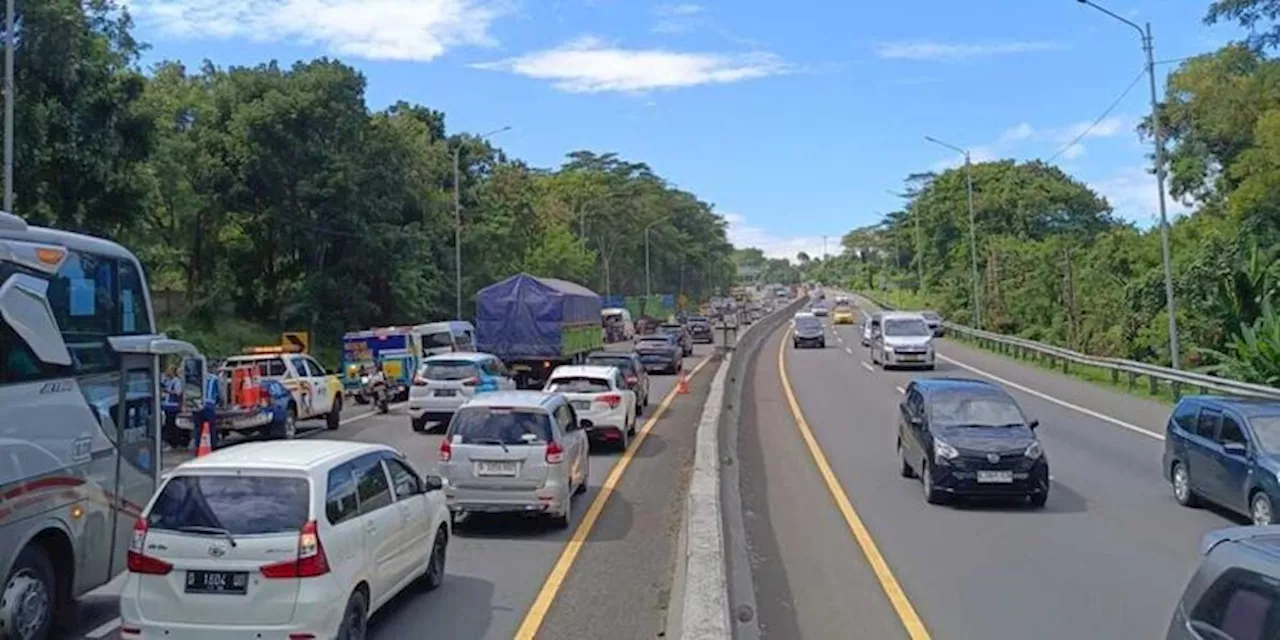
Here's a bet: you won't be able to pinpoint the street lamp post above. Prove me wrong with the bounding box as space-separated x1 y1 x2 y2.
4 0 14 212
1075 0 1180 368
644 217 670 299
924 136 981 328
887 189 925 295
453 125 511 319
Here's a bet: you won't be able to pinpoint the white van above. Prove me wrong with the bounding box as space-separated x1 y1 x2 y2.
602 308 635 341
414 321 477 356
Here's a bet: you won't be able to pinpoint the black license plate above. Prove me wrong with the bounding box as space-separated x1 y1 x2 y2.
436 389 457 397
185 570 249 595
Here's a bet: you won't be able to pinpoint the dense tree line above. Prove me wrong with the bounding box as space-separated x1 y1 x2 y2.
811 0 1280 384
8 0 736 353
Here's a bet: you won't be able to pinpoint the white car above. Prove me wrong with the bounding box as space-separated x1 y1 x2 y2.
408 352 516 433
544 365 637 451
119 440 451 639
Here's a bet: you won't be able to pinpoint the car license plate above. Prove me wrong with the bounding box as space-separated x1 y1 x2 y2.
571 400 592 411
184 570 248 595
476 461 518 477
976 470 1014 483
510 364 531 371
435 389 457 397
900 354 921 361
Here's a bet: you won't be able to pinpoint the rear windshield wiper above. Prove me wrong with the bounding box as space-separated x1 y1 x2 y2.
468 437 510 452
176 525 238 548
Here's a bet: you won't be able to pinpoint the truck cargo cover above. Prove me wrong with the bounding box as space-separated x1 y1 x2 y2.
475 273 602 358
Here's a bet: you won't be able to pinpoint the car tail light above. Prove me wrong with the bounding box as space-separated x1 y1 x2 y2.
461 376 481 387
598 393 622 409
261 520 330 578
624 375 638 386
545 440 565 464
439 438 452 462
126 518 173 575
413 375 429 387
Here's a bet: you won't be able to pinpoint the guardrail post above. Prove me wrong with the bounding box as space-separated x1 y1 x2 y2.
1061 357 1069 374
1148 375 1158 396
1171 381 1182 400
1111 369 1119 385
1127 371 1136 392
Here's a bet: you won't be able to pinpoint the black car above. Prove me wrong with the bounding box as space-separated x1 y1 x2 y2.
634 335 683 374
792 314 825 348
898 378 1048 507
585 350 651 413
687 316 714 344
658 323 694 357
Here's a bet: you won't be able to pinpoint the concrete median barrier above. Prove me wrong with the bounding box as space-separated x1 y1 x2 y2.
672 296 808 640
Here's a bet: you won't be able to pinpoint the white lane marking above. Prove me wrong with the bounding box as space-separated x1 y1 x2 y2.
85 618 121 639
860 361 874 372
895 386 905 395
936 354 1162 441
845 347 853 355
338 402 404 426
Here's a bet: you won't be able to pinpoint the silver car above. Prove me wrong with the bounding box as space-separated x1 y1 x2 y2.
1168 525 1280 639
870 312 936 370
861 312 882 346
438 391 589 529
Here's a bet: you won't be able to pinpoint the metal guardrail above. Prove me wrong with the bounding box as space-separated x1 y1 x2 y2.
856 292 1280 402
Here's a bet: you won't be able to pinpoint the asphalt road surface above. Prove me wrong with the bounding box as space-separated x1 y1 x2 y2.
66 336 724 640
737 297 1242 639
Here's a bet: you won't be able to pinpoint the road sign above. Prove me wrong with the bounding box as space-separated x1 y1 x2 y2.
282 332 310 353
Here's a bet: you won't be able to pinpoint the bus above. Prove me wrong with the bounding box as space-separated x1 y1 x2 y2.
0 211 204 639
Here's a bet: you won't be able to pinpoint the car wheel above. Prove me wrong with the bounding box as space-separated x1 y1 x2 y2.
551 490 573 529
336 590 368 640
275 406 298 440
644 390 650 408
1171 462 1198 507
1252 491 1276 526
1 545 56 640
898 443 915 478
617 425 630 452
420 527 448 591
1029 491 1048 508
411 417 427 433
921 463 945 505
628 410 637 436
326 396 343 430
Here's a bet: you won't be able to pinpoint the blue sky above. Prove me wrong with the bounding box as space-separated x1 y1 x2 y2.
121 0 1244 261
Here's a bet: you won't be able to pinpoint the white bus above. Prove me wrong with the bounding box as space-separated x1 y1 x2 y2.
0 211 204 640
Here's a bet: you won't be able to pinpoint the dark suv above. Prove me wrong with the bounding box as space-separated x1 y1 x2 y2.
1168 525 1280 639
687 316 714 344
658 323 693 356
1164 396 1280 525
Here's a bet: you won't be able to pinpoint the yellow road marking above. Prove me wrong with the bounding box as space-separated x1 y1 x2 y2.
513 355 715 640
776 328 933 640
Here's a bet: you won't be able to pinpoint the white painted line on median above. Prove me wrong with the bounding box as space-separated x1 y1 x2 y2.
895 386 905 395
937 354 1162 441
860 361 874 372
845 347 853 355
85 618 120 639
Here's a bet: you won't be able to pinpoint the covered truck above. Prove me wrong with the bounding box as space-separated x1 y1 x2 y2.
475 273 604 389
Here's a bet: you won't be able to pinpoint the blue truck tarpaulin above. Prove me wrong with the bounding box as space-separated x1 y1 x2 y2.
475 273 601 359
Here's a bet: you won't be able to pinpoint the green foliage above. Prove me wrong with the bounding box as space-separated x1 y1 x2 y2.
1200 300 1280 385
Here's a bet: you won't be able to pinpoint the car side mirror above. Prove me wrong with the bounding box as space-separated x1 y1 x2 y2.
423 475 444 492
1223 441 1248 457
1028 419 1040 430
909 415 923 427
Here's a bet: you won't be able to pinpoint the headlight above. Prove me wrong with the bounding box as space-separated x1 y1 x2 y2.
883 345 895 353
933 439 959 461
360 376 370 384
1024 441 1043 460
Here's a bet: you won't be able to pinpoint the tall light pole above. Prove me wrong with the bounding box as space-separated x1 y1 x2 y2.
453 125 511 319
887 189 924 294
925 136 981 328
1075 0 1180 368
4 0 14 212
644 216 670 299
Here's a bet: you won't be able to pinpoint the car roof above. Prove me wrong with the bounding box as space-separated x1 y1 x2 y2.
794 312 815 318
881 311 927 320
551 365 619 379
1183 395 1280 418
176 439 389 472
466 390 560 410
423 352 492 363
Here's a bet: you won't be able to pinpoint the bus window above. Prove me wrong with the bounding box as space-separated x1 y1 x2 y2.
43 250 120 375
118 258 152 335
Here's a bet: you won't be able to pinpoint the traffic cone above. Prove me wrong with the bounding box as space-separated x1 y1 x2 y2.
677 371 689 395
195 421 214 457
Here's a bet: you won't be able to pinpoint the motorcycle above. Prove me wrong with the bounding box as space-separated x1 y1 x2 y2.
360 373 390 414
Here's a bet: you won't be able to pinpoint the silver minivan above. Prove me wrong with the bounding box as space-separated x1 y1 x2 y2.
438 391 589 529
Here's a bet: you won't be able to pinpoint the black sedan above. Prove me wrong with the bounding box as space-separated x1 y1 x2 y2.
897 378 1048 507
687 316 714 344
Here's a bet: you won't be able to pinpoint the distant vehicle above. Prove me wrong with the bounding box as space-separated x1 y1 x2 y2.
792 313 826 349
408 353 517 433
545 365 638 451
810 300 829 317
920 311 944 337
475 274 603 389
1164 396 1280 525
898 378 1048 507
658 323 694 357
1167 525 1280 640
634 334 683 374
438 392 589 529
221 347 345 429
585 350 651 413
119 440 451 639
870 312 935 370
687 316 714 344
831 304 856 325
602 308 635 342
861 312 882 346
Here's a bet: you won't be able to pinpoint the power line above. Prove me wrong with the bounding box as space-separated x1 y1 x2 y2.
1047 66 1147 164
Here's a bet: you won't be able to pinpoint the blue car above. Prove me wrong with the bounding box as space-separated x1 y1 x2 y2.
1164 396 1280 525
261 378 300 439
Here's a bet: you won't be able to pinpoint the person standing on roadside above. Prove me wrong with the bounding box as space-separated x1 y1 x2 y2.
161 364 183 448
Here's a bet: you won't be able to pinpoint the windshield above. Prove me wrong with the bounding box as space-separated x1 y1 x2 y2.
448 407 553 444
883 318 931 337
422 331 454 349
148 475 310 536
930 394 1027 429
659 325 683 334
795 318 822 331
1250 416 1280 455
422 361 480 380
547 376 612 393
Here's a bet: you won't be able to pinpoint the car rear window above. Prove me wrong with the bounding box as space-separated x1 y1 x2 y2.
795 318 821 330
449 407 554 444
689 317 709 323
423 361 480 380
225 358 287 377
637 338 672 349
548 376 613 393
147 475 310 536
587 356 636 373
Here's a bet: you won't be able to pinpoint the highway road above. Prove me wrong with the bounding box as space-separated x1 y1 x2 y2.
737 297 1244 639
66 338 724 640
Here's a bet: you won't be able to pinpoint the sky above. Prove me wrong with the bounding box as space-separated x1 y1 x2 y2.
119 0 1245 262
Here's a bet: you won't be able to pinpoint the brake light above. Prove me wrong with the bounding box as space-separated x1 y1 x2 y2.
598 393 622 409
261 520 330 578
126 518 173 575
413 375 429 387
624 375 638 386
439 438 452 462
461 376 481 387
545 440 564 464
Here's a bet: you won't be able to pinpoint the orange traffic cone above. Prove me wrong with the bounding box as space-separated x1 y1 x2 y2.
676 371 689 395
195 421 214 457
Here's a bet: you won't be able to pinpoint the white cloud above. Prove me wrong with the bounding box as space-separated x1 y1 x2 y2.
724 213 830 263
1000 123 1035 143
1090 166 1193 226
876 40 1063 62
473 36 790 93
655 3 703 16
1060 143 1086 160
125 0 506 61
651 3 704 33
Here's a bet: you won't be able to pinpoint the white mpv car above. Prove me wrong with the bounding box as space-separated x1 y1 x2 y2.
119 440 451 639
544 365 637 451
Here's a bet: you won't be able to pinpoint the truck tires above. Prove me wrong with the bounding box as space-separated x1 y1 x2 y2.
326 396 343 430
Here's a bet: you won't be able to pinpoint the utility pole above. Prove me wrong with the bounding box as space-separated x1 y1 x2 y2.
4 0 14 212
924 136 981 328
452 126 511 320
